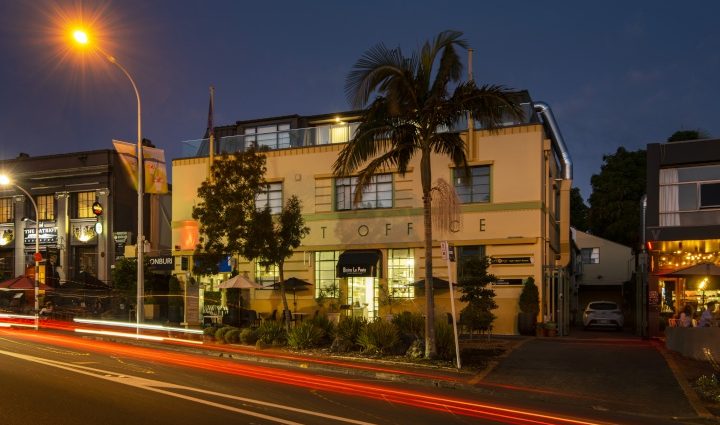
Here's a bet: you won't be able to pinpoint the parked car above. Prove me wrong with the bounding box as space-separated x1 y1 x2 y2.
583 301 624 330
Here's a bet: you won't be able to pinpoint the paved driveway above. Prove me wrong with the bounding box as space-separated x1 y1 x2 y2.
480 336 698 422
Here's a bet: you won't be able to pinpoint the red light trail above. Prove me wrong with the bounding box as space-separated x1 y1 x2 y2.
0 329 610 425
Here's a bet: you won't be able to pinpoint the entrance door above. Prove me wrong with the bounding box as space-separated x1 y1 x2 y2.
348 277 378 320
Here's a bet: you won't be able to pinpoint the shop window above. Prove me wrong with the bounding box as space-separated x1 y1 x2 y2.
315 251 341 298
454 166 490 203
387 249 414 298
0 198 13 223
255 182 283 214
335 174 392 210
255 261 279 286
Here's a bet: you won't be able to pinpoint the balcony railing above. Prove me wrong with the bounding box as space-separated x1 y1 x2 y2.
179 103 533 158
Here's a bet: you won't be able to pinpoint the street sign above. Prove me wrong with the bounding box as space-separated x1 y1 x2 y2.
440 241 448 260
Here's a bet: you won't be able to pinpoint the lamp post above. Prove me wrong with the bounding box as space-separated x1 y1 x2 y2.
0 176 40 330
72 29 144 325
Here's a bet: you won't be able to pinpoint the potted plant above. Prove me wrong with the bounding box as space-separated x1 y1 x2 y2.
324 284 343 324
379 281 406 321
517 277 540 335
543 321 558 337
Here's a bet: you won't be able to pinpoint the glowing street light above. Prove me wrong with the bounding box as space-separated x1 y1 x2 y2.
71 28 145 326
0 175 40 330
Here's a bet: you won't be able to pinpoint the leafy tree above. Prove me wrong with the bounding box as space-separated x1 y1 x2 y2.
570 187 589 231
457 256 498 333
588 147 646 250
110 256 163 307
191 149 267 275
333 30 522 358
244 196 310 327
667 129 708 143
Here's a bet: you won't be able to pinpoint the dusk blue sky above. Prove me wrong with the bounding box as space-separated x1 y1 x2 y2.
1 1 719 201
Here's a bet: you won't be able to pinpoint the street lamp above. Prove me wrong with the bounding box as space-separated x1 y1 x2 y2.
0 175 40 330
72 29 145 325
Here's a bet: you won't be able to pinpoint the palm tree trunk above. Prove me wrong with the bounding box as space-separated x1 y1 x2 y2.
421 149 436 359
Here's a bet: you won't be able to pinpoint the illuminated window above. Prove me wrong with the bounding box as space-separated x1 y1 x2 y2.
581 248 600 264
454 166 491 203
255 182 282 214
387 249 414 298
335 174 392 210
0 198 12 223
315 251 341 298
36 195 54 221
76 191 95 218
255 261 279 286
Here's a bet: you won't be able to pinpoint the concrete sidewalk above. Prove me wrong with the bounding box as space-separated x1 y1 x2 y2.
478 336 712 422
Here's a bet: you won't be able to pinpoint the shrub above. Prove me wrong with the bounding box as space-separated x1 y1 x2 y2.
224 328 241 344
203 325 219 338
257 320 287 346
392 311 424 338
309 314 335 342
696 374 720 403
434 319 456 361
214 326 235 343
330 316 367 353
357 318 399 355
287 322 324 350
240 327 259 345
336 316 366 344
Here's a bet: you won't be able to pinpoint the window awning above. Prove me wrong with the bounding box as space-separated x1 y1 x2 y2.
336 250 382 278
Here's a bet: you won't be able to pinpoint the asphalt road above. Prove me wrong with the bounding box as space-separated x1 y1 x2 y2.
0 327 704 425
0 329 597 425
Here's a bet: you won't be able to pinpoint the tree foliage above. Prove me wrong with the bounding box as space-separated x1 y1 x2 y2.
570 187 589 231
333 30 522 358
588 147 646 250
667 129 708 143
191 149 267 275
244 196 310 327
457 256 498 333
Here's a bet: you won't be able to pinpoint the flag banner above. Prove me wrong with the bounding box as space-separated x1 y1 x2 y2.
112 140 169 194
113 140 139 190
143 145 169 194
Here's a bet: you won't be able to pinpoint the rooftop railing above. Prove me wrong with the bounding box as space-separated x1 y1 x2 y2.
179 103 533 158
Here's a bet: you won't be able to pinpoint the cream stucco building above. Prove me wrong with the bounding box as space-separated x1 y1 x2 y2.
171 93 572 335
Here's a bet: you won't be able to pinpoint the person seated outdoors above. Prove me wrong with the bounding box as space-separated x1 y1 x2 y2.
39 301 54 317
679 304 694 327
699 302 716 327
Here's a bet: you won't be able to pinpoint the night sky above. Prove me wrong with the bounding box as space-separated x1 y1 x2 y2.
1 0 719 200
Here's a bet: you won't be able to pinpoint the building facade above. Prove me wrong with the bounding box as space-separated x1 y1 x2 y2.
172 94 572 334
572 228 633 325
0 150 170 288
645 138 720 336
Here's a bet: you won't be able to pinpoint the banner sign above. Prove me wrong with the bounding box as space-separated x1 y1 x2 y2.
112 140 169 194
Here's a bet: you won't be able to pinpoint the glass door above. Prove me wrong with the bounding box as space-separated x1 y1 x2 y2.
348 277 378 320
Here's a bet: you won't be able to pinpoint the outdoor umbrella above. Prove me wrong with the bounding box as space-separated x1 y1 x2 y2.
0 276 52 291
218 274 263 289
271 277 311 312
409 277 453 290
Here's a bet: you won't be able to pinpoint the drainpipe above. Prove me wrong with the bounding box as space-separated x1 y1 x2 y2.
534 102 572 180
534 102 573 334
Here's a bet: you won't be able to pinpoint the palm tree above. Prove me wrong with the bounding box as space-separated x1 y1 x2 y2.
333 30 523 358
